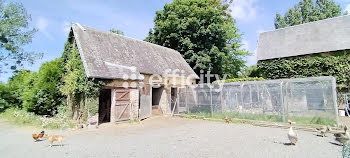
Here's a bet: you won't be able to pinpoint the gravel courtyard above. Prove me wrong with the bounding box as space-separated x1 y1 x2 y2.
0 117 342 158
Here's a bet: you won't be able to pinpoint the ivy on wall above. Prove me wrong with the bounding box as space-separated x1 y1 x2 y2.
257 50 350 89
60 34 109 121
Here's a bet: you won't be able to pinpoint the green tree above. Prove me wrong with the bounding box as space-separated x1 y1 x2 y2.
240 65 262 78
145 0 248 79
0 0 41 73
109 28 124 35
274 0 342 29
0 82 13 111
22 58 64 115
7 69 34 108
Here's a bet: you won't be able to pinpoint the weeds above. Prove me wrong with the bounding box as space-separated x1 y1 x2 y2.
0 107 74 129
185 112 336 126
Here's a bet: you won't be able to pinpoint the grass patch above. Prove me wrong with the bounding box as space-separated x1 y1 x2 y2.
0 108 74 129
185 112 336 126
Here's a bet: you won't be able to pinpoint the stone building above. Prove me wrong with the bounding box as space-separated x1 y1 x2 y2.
70 23 198 123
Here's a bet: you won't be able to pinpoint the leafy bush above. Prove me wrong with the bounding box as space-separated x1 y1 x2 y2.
240 65 262 78
213 77 264 84
0 82 15 111
22 58 64 115
6 70 36 109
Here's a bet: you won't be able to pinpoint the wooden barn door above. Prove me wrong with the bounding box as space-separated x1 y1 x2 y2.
115 89 131 121
140 84 152 120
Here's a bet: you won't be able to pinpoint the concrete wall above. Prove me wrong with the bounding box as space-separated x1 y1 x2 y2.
257 15 350 61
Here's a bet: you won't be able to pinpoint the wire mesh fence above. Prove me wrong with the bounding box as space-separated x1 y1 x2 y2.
177 76 339 125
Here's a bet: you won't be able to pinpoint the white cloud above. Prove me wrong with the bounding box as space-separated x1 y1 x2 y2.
242 40 249 51
256 29 265 35
63 21 71 34
246 48 257 66
345 4 350 14
229 0 259 22
36 17 53 40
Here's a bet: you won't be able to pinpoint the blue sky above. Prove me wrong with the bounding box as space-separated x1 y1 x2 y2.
1 0 350 81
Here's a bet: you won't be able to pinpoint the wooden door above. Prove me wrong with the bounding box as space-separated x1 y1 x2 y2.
140 84 152 120
115 89 131 121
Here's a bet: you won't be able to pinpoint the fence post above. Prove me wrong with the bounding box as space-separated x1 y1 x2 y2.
331 77 339 126
240 83 245 118
249 85 253 108
257 84 260 108
284 82 289 122
185 86 189 114
280 82 285 122
220 88 223 113
210 87 213 118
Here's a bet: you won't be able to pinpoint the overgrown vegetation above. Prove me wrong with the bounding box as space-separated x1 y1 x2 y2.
0 107 74 129
60 37 108 121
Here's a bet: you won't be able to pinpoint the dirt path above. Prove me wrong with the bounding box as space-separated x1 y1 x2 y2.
0 117 342 158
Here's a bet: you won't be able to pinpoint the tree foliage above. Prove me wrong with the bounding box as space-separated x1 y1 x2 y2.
22 58 64 115
7 69 34 108
274 0 342 29
0 82 13 111
109 28 124 35
0 59 65 115
0 0 41 73
145 0 248 79
240 65 262 78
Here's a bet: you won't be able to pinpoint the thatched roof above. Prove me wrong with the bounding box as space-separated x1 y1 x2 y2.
257 15 350 61
71 23 198 80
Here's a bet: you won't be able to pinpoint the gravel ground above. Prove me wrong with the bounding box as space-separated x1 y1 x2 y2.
0 117 342 158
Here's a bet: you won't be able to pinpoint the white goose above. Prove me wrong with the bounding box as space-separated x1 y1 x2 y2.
288 120 298 145
334 126 350 145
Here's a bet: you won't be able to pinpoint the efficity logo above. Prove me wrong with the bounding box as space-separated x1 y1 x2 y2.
119 67 227 91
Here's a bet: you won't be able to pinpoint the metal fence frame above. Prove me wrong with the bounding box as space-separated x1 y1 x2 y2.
177 76 339 125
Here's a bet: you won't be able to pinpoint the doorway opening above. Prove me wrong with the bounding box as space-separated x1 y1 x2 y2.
98 89 111 123
171 87 178 114
152 86 164 116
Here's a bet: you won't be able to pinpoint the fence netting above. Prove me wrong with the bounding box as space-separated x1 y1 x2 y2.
177 76 339 125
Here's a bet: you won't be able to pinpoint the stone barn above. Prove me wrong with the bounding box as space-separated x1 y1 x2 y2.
70 23 198 123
